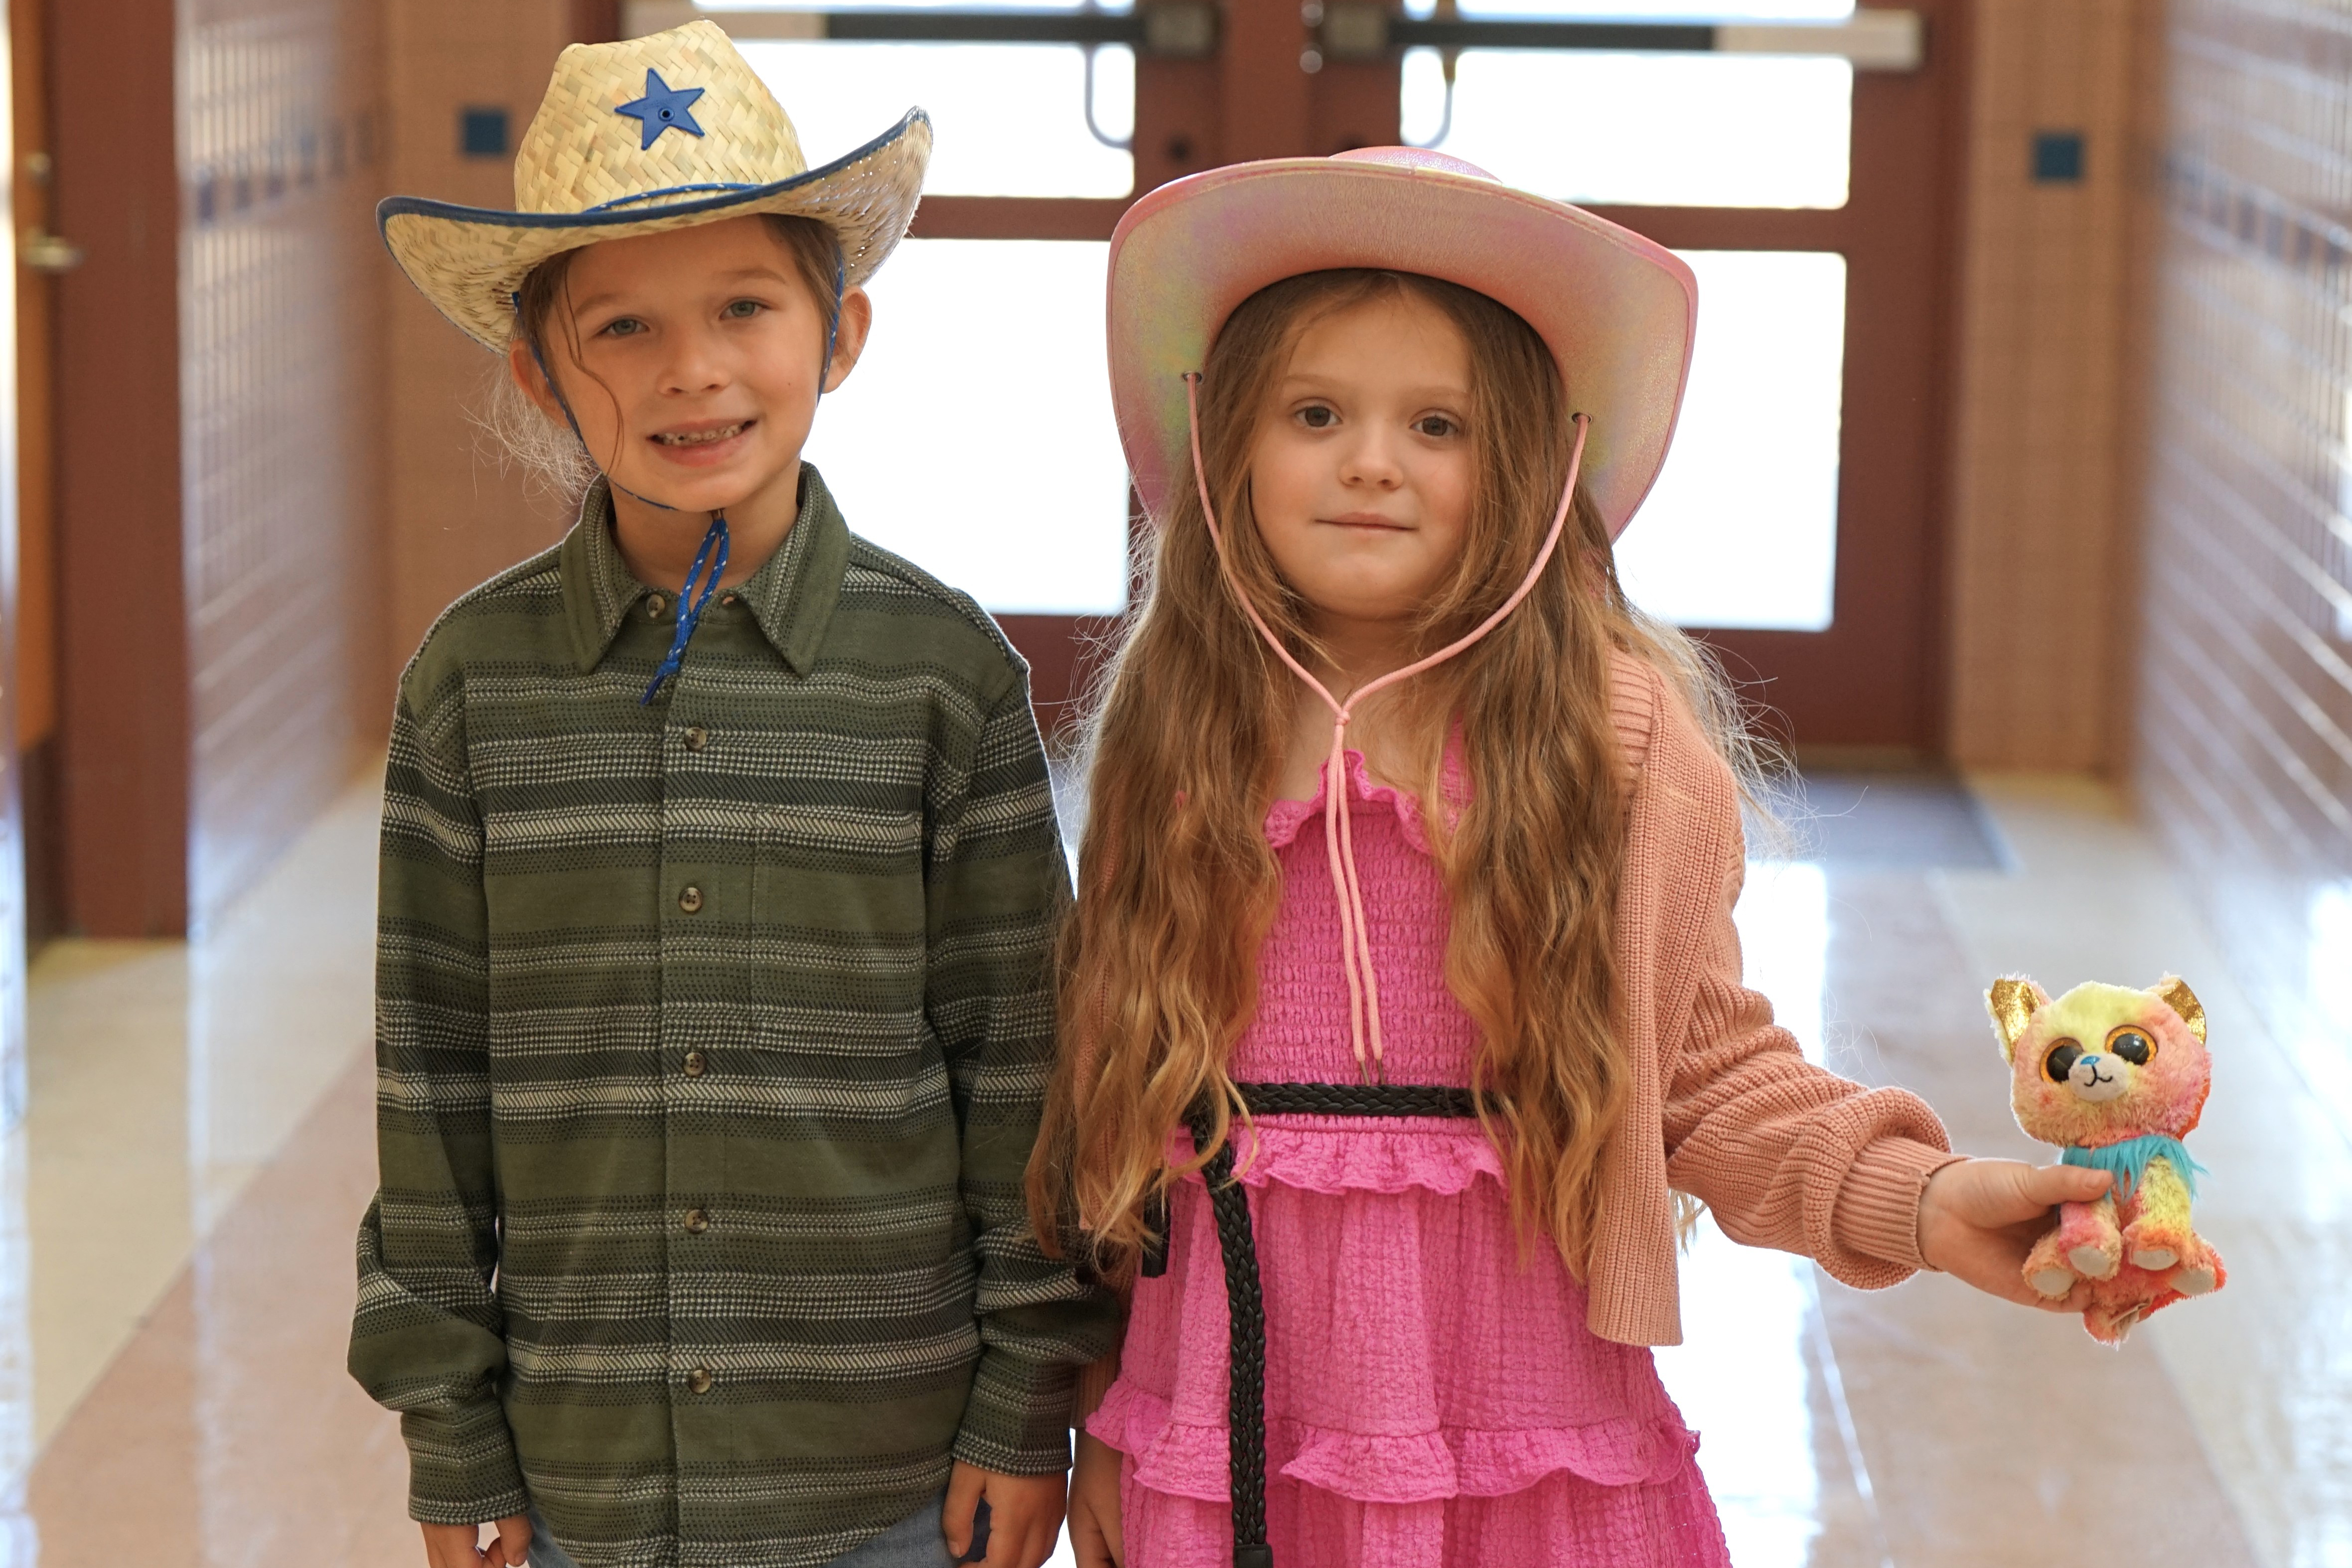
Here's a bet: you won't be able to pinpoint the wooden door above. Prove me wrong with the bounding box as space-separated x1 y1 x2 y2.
1587 2 1965 756
11 0 59 949
903 0 1407 728
0 0 30 1108
975 0 1956 754
1264 0 1962 755
652 0 1960 754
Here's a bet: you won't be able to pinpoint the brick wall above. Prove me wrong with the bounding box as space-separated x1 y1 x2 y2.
2137 0 2352 1029
180 0 388 923
379 0 577 691
1944 0 2155 771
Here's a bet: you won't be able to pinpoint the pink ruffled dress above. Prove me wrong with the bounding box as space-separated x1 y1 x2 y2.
1088 753 1732 1568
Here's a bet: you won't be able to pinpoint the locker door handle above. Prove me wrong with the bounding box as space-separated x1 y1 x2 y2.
20 229 84 273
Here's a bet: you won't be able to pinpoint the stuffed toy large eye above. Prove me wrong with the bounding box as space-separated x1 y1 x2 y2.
2106 1025 2155 1066
2044 1039 2084 1084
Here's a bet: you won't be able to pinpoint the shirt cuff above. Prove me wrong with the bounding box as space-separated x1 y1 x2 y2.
1833 1136 1968 1273
401 1401 530 1526
953 1348 1078 1476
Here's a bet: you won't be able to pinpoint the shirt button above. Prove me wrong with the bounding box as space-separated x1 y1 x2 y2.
647 593 667 617
683 1208 711 1235
683 725 709 752
719 592 739 607
686 1368 713 1395
678 885 704 914
682 1050 707 1077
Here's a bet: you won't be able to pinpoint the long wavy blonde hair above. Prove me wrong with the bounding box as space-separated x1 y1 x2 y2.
1029 269 1759 1280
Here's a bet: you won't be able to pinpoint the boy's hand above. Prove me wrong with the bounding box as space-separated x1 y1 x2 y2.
1068 1432 1125 1568
944 1461 1068 1568
1917 1158 2113 1310
419 1516 531 1568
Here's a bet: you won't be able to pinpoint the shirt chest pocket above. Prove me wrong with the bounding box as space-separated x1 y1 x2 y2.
745 799 933 1056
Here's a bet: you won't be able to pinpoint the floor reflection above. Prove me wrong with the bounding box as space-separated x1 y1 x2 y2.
1655 1222 1886 1568
5 769 2343 1568
13 774 388 1567
0 1136 30 1568
1737 859 1828 1066
1652 852 1867 1567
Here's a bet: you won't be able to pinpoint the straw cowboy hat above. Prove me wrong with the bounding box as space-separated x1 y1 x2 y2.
1108 147 1698 540
380 19 930 351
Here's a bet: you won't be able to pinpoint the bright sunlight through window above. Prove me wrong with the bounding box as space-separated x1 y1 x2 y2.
1400 51 1852 209
802 239 1130 615
740 41 1134 198
1614 251 1847 632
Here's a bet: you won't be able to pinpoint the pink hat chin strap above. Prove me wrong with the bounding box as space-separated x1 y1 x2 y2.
1182 373 1591 1082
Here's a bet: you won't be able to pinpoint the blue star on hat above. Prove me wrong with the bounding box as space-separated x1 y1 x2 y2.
615 69 707 150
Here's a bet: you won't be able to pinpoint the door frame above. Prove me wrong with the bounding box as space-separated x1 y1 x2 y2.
679 0 1966 754
1596 0 1968 757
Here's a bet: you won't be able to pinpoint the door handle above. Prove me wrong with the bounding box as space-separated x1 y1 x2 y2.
20 229 84 273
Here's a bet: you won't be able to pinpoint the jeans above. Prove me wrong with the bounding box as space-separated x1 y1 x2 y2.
527 1490 959 1568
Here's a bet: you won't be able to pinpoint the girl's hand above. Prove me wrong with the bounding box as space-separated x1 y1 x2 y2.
943 1460 1068 1568
1068 1432 1126 1568
1916 1158 2114 1310
419 1516 531 1568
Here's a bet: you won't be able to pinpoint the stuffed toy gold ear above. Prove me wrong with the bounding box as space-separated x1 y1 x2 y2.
2152 975 2207 1044
1987 976 2044 1061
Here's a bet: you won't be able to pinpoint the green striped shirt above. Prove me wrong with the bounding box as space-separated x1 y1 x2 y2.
348 469 1113 1568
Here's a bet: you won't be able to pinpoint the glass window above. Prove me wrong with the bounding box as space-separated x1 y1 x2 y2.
1613 251 1846 632
739 41 1133 197
802 239 1130 615
1400 50 1851 208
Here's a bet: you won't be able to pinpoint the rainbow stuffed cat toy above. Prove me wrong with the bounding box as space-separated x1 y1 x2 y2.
1987 975 2224 1344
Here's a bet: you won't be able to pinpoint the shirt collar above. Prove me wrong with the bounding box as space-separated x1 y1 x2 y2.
559 464 852 677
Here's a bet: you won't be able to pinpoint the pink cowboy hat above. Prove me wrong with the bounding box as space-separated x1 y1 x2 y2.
1107 147 1697 541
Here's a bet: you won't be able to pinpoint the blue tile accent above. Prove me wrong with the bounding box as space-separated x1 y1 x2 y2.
2033 130 2085 183
460 107 510 159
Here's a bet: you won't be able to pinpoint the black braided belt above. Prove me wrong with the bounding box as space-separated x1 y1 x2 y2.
1146 1081 1488 1568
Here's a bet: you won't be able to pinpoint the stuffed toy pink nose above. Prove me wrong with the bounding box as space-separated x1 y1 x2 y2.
2064 1052 2130 1102
2043 1037 2133 1102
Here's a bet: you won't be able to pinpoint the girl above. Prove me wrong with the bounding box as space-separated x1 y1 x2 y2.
1030 148 2114 1568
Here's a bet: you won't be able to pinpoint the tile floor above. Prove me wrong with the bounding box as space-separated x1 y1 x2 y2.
11 766 2349 1568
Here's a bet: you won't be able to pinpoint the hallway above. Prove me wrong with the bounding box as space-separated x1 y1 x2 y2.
2 2 2349 1563
15 766 2340 1567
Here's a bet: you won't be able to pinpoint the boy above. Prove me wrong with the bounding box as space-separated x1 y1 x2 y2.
351 25 1111 1568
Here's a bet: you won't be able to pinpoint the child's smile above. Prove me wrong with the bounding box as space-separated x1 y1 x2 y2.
649 416 757 465
510 214 874 589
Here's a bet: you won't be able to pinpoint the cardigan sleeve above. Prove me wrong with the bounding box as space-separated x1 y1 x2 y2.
1649 716 1964 1288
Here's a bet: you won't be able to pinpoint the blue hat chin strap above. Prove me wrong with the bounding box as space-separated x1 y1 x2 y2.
641 512 730 704
509 254 843 705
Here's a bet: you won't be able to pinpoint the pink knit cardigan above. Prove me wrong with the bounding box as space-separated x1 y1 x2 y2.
1076 652 1961 1412
1583 653 1960 1339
